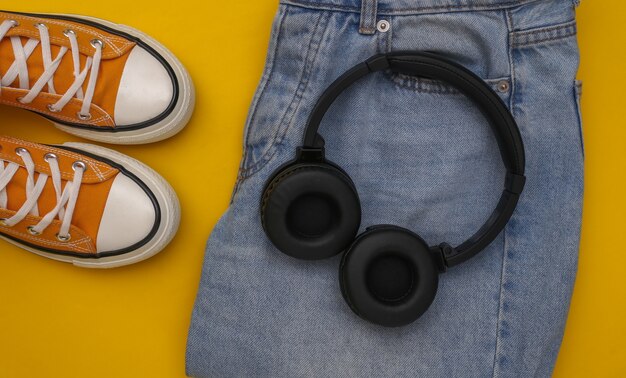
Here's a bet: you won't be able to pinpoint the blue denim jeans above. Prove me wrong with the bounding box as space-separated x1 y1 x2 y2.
187 0 583 376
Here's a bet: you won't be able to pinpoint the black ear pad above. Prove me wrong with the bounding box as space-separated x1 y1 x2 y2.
261 162 361 260
339 226 439 327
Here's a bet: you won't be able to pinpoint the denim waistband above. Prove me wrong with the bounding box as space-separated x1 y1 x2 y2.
282 0 575 34
281 0 552 15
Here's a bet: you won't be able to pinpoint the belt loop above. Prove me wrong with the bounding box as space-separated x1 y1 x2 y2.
359 0 378 35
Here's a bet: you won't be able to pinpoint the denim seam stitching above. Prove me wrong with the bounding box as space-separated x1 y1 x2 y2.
239 10 331 179
378 14 392 54
282 0 541 15
505 9 514 44
385 18 392 52
505 9 515 111
511 20 576 37
492 229 509 378
385 74 509 94
510 21 577 47
512 30 577 47
574 81 584 159
492 10 514 378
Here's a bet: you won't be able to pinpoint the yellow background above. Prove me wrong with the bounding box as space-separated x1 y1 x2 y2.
0 1 623 377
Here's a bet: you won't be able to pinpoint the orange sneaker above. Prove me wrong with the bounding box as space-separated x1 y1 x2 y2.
0 11 194 144
0 136 180 268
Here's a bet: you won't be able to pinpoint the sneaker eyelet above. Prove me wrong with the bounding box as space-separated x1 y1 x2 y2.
44 153 58 162
9 20 19 28
72 161 87 172
16 97 26 104
34 22 47 29
77 112 92 121
90 39 104 49
63 29 76 37
27 226 41 236
56 233 71 242
0 218 8 227
47 104 61 113
15 147 29 156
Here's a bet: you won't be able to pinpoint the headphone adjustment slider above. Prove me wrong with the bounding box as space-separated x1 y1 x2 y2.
505 172 526 195
296 146 325 162
365 54 390 72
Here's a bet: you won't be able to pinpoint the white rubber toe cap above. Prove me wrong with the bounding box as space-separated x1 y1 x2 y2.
114 45 174 126
96 173 157 253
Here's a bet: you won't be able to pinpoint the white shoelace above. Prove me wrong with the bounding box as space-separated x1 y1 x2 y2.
0 149 85 241
0 19 103 119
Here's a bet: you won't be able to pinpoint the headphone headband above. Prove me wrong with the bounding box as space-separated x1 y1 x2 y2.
301 52 526 267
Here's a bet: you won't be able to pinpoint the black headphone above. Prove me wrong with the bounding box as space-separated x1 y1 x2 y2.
260 52 526 327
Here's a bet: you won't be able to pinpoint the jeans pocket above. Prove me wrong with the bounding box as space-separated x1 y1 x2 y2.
385 71 511 97
237 5 331 184
237 5 287 180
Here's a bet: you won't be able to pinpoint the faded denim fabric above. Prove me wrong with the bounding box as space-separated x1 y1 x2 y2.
187 0 583 376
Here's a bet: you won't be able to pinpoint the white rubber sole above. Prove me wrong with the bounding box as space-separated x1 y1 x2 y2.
0 142 181 268
49 13 196 145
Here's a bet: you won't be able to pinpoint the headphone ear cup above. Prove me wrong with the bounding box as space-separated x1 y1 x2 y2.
261 162 361 260
339 226 439 327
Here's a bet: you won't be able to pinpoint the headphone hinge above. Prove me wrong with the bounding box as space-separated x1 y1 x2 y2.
429 243 452 273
